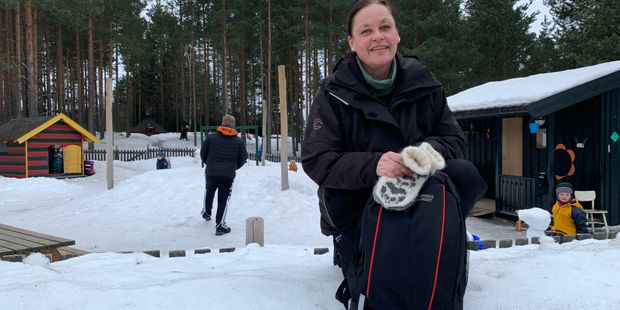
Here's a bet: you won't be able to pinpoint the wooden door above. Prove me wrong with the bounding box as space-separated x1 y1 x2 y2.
63 145 82 174
502 117 523 176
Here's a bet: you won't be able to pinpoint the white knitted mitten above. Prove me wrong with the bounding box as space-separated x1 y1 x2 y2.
373 143 445 210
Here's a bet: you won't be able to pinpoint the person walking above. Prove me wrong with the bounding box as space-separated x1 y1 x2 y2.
300 0 485 308
200 114 248 235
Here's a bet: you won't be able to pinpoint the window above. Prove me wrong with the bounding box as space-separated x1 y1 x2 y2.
0 142 7 155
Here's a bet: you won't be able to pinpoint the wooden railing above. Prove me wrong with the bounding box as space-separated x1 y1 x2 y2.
497 175 537 213
84 147 196 161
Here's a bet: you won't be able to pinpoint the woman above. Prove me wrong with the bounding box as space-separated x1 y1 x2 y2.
301 0 485 308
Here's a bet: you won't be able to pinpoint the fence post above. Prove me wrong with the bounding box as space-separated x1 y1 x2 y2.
245 217 264 246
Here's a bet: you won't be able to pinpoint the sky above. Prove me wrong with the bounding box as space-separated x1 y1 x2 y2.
523 0 552 33
1 133 620 309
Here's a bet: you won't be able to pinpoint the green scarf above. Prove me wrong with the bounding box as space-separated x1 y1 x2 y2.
357 57 397 97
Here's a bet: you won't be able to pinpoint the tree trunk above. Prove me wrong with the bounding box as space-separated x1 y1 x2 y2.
67 56 74 118
158 44 164 126
24 0 35 116
87 15 95 146
266 0 272 154
304 0 310 117
191 32 197 145
203 34 210 126
76 31 83 122
126 55 133 129
239 47 247 126
412 0 418 48
45 30 51 113
180 46 187 124
222 0 229 114
14 2 22 117
1 7 9 117
56 24 63 114
98 39 104 139
32 4 37 106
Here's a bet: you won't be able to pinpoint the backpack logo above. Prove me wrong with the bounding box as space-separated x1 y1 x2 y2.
416 194 434 203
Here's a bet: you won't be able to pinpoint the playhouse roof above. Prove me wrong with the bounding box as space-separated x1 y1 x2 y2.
448 60 620 119
0 113 100 144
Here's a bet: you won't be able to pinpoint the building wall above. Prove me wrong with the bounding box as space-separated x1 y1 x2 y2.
27 121 83 177
599 88 620 225
460 117 499 197
0 142 26 178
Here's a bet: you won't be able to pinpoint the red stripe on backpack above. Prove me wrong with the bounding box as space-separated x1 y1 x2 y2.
366 205 383 298
427 184 446 309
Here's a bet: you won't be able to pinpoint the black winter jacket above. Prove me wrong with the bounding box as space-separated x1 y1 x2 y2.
201 126 248 178
301 53 467 235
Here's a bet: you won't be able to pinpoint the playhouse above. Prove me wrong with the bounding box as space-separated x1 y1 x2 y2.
0 113 100 178
448 60 620 226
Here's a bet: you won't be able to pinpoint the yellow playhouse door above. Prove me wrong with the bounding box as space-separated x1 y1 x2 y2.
63 145 82 174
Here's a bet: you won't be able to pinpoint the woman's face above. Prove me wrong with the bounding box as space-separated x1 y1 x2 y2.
348 3 400 80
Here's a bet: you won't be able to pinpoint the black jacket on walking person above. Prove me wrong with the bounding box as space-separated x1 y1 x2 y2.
200 125 248 178
200 115 248 235
301 52 467 237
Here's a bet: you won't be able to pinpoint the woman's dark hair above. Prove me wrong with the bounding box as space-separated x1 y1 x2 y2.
347 0 399 36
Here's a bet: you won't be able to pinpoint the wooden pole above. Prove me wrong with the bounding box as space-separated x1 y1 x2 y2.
277 65 289 190
105 78 114 190
245 217 264 246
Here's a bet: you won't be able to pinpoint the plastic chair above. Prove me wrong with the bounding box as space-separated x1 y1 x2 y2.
574 190 609 235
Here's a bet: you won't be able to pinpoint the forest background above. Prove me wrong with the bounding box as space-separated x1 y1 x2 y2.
1 0 619 154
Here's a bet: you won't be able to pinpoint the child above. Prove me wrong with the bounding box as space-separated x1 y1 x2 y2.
156 150 170 169
550 182 588 235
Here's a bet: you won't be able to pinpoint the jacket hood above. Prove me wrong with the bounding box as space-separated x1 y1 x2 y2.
217 126 238 136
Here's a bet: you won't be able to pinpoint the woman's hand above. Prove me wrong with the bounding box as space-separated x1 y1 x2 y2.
376 151 413 178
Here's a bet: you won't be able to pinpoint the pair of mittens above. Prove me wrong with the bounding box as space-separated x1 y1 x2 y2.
372 143 446 211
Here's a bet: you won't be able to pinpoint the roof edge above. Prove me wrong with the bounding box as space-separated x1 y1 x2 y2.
454 106 529 120
16 113 101 144
527 70 620 117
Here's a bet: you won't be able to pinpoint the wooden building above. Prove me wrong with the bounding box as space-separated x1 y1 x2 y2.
448 60 620 226
0 113 100 178
130 116 167 136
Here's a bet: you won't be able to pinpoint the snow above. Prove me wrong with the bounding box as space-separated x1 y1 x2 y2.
447 60 620 112
1 133 620 309
517 207 552 240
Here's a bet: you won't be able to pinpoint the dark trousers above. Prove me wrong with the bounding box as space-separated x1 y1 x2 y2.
203 175 234 227
333 228 358 309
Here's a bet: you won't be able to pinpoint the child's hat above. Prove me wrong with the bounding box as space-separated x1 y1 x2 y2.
555 182 573 197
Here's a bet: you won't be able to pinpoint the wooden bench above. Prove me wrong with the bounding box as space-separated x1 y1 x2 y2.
0 223 76 262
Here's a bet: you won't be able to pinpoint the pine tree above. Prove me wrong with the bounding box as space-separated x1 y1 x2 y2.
547 0 620 67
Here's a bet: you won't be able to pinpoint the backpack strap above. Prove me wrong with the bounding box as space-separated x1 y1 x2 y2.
335 279 351 309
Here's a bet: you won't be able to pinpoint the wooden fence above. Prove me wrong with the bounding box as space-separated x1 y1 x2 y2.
84 147 196 161
84 148 299 163
248 152 300 163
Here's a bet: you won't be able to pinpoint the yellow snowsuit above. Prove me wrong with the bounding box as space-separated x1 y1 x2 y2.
551 200 588 235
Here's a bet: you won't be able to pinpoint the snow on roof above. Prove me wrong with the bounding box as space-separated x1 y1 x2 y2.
447 60 620 112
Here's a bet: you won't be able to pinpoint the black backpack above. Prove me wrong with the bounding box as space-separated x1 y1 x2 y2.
344 171 468 310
